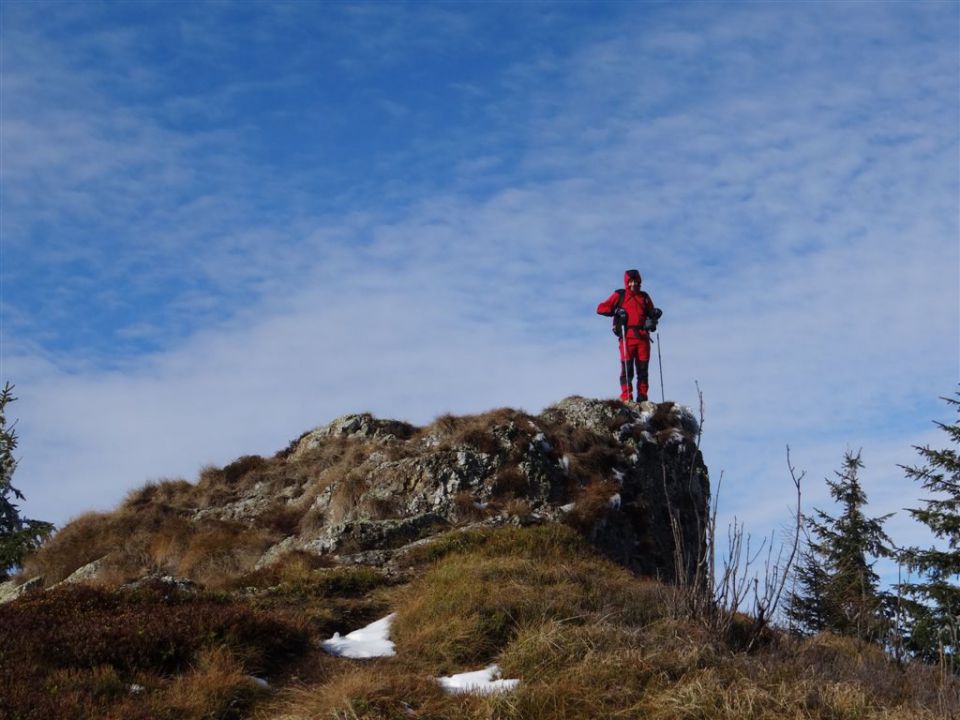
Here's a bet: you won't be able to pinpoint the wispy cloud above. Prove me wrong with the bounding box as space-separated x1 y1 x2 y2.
2 1 956 569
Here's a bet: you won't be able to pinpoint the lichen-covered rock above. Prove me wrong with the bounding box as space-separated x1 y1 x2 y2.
0 576 43 604
218 396 711 584
52 556 107 588
291 414 416 458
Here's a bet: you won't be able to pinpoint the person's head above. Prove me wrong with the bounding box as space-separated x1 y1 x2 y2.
624 269 642 290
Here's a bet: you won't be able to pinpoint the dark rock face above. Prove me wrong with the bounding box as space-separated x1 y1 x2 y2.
538 397 710 583
213 396 709 585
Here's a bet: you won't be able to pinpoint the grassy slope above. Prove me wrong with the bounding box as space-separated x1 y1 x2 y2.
5 525 955 720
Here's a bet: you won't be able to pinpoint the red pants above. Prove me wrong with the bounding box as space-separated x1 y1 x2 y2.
619 337 650 401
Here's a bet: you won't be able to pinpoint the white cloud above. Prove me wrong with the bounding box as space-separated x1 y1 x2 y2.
2 2 956 582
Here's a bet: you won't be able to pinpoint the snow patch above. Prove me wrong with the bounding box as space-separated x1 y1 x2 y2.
321 614 396 658
437 664 520 695
607 493 621 510
531 431 553 453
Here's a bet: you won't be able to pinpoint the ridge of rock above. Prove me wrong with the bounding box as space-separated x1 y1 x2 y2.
219 396 708 582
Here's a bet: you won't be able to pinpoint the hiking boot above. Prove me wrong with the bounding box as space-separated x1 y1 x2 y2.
636 393 648 402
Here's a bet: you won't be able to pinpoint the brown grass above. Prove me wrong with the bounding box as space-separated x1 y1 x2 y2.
563 479 620 532
492 464 529 498
166 646 266 720
22 508 277 589
390 526 667 671
418 407 537 455
16 521 954 720
176 524 275 588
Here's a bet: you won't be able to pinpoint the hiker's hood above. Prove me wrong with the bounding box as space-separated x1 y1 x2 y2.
624 269 641 290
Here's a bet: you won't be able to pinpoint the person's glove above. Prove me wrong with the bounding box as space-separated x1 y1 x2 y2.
643 308 663 332
614 308 628 321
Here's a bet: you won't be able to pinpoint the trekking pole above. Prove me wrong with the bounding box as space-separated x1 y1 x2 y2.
656 330 665 402
618 329 627 401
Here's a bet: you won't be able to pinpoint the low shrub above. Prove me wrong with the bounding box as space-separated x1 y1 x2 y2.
0 582 308 720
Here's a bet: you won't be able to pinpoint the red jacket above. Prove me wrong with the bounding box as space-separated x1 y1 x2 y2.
597 271 656 340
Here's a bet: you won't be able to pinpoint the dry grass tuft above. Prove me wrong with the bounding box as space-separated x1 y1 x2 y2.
21 511 124 585
177 523 275 588
166 646 266 720
271 664 454 720
121 478 197 513
563 479 620 533
419 407 537 455
391 526 667 671
492 464 529 497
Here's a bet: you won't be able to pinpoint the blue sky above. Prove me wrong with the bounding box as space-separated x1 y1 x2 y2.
2 1 958 583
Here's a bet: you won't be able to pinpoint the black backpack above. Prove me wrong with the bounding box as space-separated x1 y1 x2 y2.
611 289 662 337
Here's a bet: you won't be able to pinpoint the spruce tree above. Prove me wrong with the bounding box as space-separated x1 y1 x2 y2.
899 392 960 667
0 384 54 579
786 451 894 643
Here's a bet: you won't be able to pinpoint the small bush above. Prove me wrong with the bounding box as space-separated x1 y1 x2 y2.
0 582 308 720
563 479 620 533
165 646 266 720
21 511 118 585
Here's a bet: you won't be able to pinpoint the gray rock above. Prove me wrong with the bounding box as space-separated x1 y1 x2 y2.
0 576 43 604
214 395 708 585
51 556 108 588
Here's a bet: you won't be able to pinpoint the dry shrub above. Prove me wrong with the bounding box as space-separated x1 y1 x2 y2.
492 465 528 497
166 646 266 720
296 504 326 535
503 498 533 521
273 664 453 720
259 501 305 536
292 440 380 529
223 454 268 485
177 524 275 587
564 479 620 533
452 490 485 523
326 472 371 525
194 455 269 509
358 492 403 521
145 516 193 574
21 511 117 585
0 582 307 720
293 438 374 481
420 407 536 455
23 503 284 590
122 478 197 512
545 425 603 456
282 549 337 577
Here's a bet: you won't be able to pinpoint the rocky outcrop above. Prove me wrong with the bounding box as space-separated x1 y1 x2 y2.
0 576 43 604
209 396 710 584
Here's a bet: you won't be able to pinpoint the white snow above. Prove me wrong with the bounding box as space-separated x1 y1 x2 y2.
437 664 520 695
531 431 553 453
607 493 621 509
321 613 397 658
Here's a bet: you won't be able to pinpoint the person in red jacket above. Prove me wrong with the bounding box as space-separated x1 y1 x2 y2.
596 269 662 402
